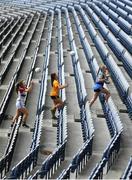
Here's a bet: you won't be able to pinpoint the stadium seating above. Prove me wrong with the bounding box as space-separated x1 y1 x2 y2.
121 156 132 179
0 0 131 179
90 3 132 54
9 10 54 179
75 3 132 119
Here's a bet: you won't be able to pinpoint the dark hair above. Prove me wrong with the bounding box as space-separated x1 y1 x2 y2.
51 73 57 87
15 80 24 93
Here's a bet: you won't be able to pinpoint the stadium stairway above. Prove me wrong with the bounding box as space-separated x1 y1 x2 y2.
73 2 132 178
0 0 132 179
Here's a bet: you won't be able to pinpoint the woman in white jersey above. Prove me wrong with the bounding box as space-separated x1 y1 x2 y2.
11 80 33 128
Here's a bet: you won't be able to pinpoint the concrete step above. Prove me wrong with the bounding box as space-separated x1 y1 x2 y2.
66 121 83 157
39 124 57 157
50 119 84 179
77 152 102 179
10 130 33 168
0 136 8 158
51 159 71 179
77 116 111 178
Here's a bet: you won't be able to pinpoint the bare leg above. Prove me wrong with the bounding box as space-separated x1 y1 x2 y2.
54 98 64 110
89 92 100 108
18 108 29 124
12 109 20 124
51 98 64 118
101 88 111 102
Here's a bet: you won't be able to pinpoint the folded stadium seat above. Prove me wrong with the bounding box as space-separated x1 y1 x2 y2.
85 5 132 77
121 0 132 7
106 1 117 12
117 16 132 35
117 7 128 19
113 1 132 19
79 3 131 115
66 4 123 177
114 0 125 9
106 1 128 20
98 2 132 34
104 5 119 22
125 5 132 15
0 10 46 178
94 35 109 60
91 4 132 54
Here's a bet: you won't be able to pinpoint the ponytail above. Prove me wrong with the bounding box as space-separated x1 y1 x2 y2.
15 80 24 94
51 73 57 87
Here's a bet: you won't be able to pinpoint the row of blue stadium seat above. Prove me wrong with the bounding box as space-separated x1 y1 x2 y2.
27 9 68 179
10 147 39 179
56 8 67 146
31 4 94 179
90 3 132 54
0 1 129 179
0 30 39 177
104 1 132 24
0 14 32 84
0 15 34 121
0 12 38 121
88 4 132 119
24 2 128 177
111 0 132 15
67 4 123 178
38 1 125 179
113 0 132 9
0 17 20 63
9 11 50 178
46 5 94 178
84 2 132 78
97 1 132 35
30 10 53 151
89 73 123 177
57 137 93 179
0 121 20 179
38 142 66 179
89 133 122 179
62 5 94 141
121 156 132 179
77 3 132 118
3 11 45 179
48 2 119 178
0 16 14 39
114 0 132 14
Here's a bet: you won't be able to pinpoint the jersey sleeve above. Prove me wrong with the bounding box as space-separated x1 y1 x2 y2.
19 87 26 93
53 80 59 88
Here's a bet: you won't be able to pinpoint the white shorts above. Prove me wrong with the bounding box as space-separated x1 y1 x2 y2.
16 100 25 109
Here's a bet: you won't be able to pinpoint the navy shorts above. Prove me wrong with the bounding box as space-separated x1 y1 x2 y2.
93 83 103 92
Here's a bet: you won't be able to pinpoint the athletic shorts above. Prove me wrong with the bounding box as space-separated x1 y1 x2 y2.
16 100 25 109
50 96 59 100
93 83 103 92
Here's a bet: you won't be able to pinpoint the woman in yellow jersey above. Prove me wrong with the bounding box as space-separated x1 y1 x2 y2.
50 73 68 119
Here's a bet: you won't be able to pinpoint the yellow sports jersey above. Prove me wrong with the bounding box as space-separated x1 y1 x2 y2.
50 80 59 96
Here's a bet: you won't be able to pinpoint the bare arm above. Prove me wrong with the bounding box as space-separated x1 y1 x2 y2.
58 84 68 89
25 81 34 92
98 78 106 82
